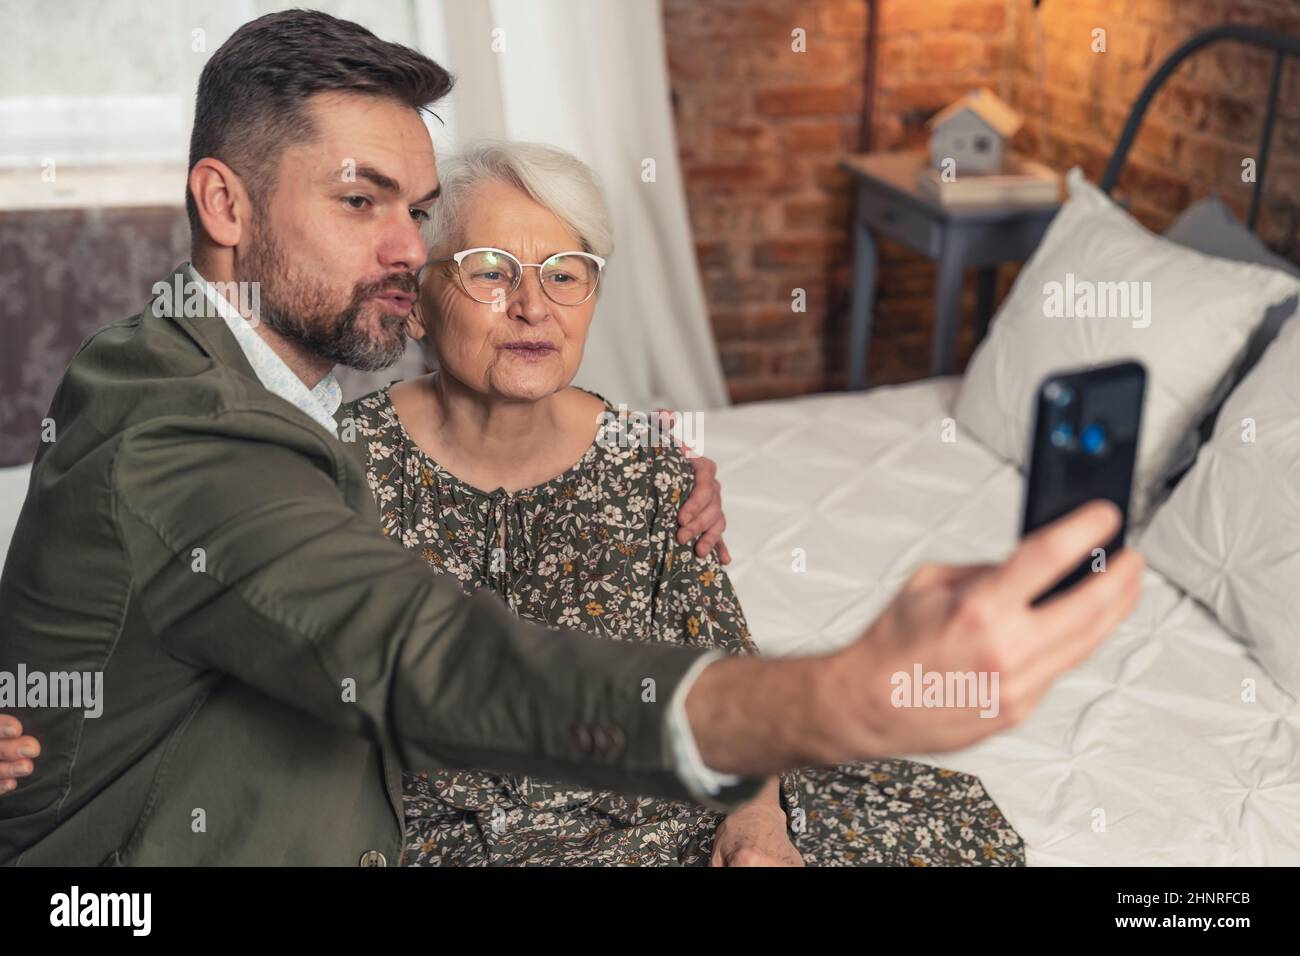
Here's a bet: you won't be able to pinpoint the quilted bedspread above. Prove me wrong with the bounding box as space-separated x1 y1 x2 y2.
710 377 1300 866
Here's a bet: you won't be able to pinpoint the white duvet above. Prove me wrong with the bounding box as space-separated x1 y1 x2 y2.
2 379 1297 865
711 378 1300 865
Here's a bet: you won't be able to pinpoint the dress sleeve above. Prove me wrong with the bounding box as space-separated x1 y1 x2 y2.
646 445 757 659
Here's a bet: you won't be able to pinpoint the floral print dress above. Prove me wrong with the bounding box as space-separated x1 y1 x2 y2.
344 385 1026 866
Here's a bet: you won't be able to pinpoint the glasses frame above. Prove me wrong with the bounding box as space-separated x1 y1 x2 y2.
424 246 607 307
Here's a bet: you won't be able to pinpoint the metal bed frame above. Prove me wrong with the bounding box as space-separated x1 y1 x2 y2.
1100 24 1300 231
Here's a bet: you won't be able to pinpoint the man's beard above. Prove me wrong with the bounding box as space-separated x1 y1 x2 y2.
239 224 416 372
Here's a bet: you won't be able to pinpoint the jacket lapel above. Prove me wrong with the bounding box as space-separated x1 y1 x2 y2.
151 262 263 385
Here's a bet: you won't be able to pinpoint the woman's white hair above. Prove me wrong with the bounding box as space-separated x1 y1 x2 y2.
422 140 614 260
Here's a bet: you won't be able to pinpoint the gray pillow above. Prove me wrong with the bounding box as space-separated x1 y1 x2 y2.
1158 197 1300 489
1165 196 1299 380
1165 195 1300 277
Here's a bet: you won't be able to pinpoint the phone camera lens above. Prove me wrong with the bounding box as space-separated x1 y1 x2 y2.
1081 422 1107 455
1050 422 1074 448
1045 382 1074 408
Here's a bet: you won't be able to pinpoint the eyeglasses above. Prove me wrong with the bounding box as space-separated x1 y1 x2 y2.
424 247 606 307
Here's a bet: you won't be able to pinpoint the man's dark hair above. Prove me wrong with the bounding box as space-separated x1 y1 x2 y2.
186 8 454 241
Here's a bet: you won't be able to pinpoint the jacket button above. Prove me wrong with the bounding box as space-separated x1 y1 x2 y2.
590 726 625 758
358 850 387 867
571 723 594 753
606 726 626 756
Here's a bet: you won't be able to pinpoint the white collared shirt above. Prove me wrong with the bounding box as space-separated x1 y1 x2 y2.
187 263 343 438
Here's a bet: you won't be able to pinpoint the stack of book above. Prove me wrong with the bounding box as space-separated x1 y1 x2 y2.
916 155 1061 208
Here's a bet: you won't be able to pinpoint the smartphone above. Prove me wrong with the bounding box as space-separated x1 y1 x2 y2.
1021 361 1146 605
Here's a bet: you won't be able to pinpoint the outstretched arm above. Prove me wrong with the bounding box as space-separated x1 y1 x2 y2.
685 500 1144 774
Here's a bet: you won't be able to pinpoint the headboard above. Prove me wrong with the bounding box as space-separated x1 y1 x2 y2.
1100 24 1300 232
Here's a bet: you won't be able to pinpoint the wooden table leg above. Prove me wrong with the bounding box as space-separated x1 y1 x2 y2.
976 266 998 345
932 230 967 376
846 216 879 391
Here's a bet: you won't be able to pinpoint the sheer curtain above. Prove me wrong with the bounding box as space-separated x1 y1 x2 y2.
0 0 725 411
407 0 729 412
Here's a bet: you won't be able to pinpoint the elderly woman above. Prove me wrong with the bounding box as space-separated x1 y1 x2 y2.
339 141 1026 866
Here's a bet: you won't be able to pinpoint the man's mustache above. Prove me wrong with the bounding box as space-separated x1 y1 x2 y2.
358 273 419 298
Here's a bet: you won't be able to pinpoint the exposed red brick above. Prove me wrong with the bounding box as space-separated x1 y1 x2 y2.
916 35 984 72
752 238 847 270
783 121 847 153
879 2 952 33
755 84 863 116
782 196 852 230
953 1 1007 33
665 0 1300 403
717 343 767 378
710 123 779 154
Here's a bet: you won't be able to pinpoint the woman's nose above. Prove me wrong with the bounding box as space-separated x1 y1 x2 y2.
508 268 551 323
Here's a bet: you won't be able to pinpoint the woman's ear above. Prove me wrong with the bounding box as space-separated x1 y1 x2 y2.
405 302 427 341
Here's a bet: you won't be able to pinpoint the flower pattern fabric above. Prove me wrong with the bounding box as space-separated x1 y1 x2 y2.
344 385 1026 866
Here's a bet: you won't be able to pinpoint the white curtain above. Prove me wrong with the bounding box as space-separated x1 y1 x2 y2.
0 0 722 409
407 0 729 412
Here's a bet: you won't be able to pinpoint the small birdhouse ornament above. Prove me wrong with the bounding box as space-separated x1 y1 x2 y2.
927 87 1022 176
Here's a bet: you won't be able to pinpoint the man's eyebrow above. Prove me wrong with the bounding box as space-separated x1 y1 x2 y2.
349 165 440 204
353 165 401 193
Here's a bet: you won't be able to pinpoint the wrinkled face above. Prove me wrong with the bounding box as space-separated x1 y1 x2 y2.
238 91 440 371
415 178 597 402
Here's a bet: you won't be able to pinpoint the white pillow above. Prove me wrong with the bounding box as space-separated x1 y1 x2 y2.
954 168 1300 521
1138 311 1300 699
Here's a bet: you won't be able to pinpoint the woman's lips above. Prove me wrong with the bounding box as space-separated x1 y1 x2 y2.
499 342 558 359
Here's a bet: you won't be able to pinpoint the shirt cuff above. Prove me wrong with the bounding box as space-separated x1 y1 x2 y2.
667 649 742 800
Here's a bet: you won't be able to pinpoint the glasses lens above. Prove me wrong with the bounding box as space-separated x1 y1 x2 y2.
541 254 599 305
459 250 520 303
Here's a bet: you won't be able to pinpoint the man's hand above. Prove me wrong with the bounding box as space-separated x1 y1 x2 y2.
684 500 1144 775
822 499 1144 759
711 781 804 867
0 715 39 794
657 408 731 564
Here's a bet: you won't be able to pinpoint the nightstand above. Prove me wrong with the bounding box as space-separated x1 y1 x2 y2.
839 150 1060 389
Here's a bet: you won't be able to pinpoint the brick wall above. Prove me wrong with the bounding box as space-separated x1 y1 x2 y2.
663 0 1300 400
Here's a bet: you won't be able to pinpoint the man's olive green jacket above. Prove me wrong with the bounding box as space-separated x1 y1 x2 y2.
0 264 761 866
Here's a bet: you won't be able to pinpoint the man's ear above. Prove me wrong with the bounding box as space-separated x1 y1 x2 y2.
188 158 249 248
